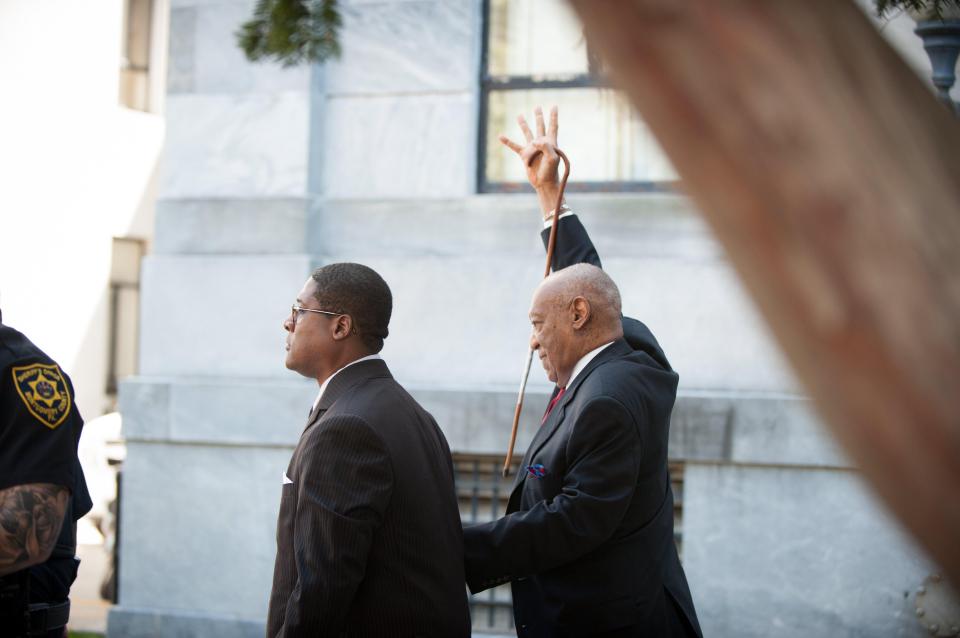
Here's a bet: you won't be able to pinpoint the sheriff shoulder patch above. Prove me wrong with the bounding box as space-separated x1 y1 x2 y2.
11 363 71 429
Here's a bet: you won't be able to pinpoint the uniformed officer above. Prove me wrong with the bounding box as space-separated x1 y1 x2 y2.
0 308 92 637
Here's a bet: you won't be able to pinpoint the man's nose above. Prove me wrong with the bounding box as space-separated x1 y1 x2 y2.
529 333 540 351
283 316 294 333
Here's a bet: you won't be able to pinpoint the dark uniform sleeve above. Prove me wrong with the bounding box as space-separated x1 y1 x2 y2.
0 358 79 492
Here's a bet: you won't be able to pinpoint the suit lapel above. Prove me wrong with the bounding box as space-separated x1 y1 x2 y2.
508 339 632 497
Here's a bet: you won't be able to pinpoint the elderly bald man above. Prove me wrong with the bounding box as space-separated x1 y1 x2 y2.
464 262 701 638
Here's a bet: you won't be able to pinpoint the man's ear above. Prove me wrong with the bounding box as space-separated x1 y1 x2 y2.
571 297 591 330
331 315 354 341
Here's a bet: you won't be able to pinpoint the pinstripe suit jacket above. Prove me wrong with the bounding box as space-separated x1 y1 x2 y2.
267 359 471 638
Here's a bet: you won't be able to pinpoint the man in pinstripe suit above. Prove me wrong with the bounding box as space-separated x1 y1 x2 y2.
267 263 470 638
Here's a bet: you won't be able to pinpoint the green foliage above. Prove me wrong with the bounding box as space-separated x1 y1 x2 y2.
875 0 960 18
236 0 342 67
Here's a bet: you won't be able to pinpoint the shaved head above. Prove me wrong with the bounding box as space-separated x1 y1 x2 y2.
529 264 624 387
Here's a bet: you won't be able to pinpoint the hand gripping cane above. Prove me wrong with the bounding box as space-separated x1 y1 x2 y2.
502 148 571 477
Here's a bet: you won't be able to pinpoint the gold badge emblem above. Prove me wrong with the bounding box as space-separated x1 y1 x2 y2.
11 363 71 429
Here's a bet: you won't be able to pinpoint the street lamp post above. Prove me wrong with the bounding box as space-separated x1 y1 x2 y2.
914 18 960 114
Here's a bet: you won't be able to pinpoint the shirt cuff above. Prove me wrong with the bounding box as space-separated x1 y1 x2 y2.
543 211 575 229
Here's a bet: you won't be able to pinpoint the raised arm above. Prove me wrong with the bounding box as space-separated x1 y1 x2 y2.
500 107 673 369
500 105 601 270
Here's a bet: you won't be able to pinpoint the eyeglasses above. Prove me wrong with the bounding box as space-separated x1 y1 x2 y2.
290 304 343 326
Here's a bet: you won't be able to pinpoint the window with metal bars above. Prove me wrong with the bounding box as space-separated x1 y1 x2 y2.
477 0 678 194
453 452 686 634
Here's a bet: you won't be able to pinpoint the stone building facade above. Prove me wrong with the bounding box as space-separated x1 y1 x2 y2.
109 1 944 636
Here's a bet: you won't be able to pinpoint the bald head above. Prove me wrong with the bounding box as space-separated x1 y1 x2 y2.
539 264 623 331
529 264 624 387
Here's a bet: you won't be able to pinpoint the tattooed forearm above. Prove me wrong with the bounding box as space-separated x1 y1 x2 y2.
0 483 68 577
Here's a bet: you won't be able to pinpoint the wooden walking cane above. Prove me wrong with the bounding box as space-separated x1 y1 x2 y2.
502 148 571 478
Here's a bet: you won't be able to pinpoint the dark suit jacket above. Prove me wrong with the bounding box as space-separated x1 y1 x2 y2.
462 215 702 638
267 359 470 638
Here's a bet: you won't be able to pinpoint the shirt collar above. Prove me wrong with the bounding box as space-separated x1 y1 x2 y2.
565 341 615 389
312 353 382 411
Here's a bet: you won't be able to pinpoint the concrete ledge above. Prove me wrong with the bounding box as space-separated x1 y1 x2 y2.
108 607 264 638
120 376 313 445
120 377 847 468
670 391 848 468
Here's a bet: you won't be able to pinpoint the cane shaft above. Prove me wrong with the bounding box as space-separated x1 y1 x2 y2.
542 150 571 278
502 348 535 477
502 149 571 477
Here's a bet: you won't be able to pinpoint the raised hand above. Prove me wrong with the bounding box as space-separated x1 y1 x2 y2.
499 106 564 219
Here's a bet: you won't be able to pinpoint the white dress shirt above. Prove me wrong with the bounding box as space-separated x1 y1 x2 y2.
566 341 615 389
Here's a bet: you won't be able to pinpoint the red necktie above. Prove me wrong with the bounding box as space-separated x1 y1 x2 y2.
541 387 566 424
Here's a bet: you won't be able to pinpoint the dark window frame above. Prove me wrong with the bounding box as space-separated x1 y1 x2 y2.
477 0 679 194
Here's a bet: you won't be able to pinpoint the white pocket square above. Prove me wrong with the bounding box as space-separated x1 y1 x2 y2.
282 472 293 485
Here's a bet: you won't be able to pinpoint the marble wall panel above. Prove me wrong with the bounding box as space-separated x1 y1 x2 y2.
161 93 310 198
603 256 798 394
325 0 475 95
167 8 196 93
683 464 932 638
322 94 474 198
115 442 290 617
138 255 312 376
188 2 311 95
154 198 308 254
